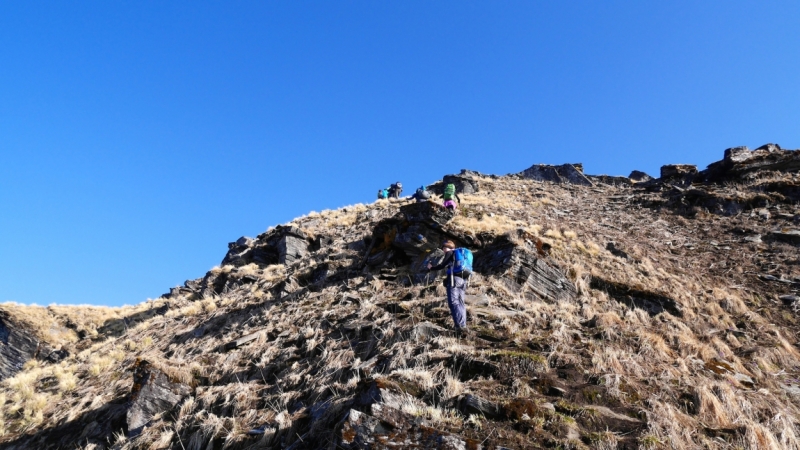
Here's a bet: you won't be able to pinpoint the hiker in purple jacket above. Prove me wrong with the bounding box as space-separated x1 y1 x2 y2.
425 240 469 336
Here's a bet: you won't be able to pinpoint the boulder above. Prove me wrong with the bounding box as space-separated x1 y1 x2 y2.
520 163 593 186
127 360 191 437
442 172 480 195
629 170 653 182
279 233 309 265
724 146 752 163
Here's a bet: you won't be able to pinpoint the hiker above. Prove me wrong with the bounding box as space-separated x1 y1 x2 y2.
424 240 473 336
388 182 403 199
411 186 431 203
442 183 461 210
377 188 389 200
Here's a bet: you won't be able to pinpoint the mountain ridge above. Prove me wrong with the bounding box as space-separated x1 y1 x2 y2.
1 144 800 449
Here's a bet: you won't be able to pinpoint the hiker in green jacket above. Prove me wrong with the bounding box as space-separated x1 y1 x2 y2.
442 183 461 210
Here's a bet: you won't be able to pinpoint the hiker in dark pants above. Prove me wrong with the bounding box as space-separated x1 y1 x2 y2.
425 240 469 336
388 182 403 199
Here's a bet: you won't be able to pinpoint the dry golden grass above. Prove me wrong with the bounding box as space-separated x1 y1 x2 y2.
2 172 800 449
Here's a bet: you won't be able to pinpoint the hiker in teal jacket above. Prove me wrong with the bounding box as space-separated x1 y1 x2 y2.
425 240 469 335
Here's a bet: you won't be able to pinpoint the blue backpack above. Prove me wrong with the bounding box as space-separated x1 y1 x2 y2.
377 189 389 199
448 248 473 276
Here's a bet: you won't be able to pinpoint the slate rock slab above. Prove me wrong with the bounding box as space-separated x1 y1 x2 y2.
127 360 191 437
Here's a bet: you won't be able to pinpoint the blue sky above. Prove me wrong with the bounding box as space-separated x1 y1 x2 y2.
1 2 798 306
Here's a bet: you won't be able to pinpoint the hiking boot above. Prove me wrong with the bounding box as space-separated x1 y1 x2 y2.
455 327 471 339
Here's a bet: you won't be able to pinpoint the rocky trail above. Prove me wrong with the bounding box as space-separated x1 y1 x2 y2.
1 144 800 449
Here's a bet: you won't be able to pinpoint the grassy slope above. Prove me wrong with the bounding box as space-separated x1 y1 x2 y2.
1 173 800 449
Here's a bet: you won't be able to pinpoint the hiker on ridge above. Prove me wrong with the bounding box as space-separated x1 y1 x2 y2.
424 240 473 337
388 182 403 199
377 188 389 200
442 183 461 210
411 186 431 203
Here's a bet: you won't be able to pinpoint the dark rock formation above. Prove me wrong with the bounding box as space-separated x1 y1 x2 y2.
0 314 40 380
660 164 698 179
474 236 577 301
442 172 480 195
703 144 800 182
127 359 191 437
629 170 653 182
520 163 594 186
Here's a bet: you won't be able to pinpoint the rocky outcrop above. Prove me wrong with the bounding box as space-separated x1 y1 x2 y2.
127 359 191 437
221 225 312 268
474 235 577 301
0 314 39 380
442 171 480 195
703 144 800 181
519 163 594 186
629 170 653 182
660 164 698 180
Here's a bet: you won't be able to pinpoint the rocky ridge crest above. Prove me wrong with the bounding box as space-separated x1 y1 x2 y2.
1 144 800 449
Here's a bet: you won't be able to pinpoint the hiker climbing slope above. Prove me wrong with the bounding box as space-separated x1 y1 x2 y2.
424 240 473 336
411 186 431 203
388 182 403 199
442 183 461 210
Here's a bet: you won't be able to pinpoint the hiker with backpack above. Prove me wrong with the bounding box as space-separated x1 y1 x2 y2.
424 240 473 337
411 186 431 203
388 182 403 199
442 183 461 210
377 188 389 200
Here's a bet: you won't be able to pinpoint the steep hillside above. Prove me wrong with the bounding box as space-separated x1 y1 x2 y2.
2 144 800 450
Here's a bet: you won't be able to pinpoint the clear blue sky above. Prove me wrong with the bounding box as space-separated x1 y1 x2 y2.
1 2 798 306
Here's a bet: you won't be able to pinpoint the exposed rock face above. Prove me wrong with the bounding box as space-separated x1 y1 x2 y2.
660 164 698 179
519 163 594 186
474 236 577 301
0 313 39 380
703 144 800 181
127 360 191 437
629 170 653 182
221 225 311 268
442 172 480 195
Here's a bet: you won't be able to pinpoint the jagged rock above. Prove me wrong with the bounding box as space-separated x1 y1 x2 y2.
520 163 594 186
660 164 698 179
443 173 480 195
221 236 256 267
127 360 191 437
629 170 653 182
401 201 456 226
781 295 799 306
589 174 633 186
474 238 577 301
725 146 752 163
703 144 800 181
0 314 40 380
276 227 310 265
